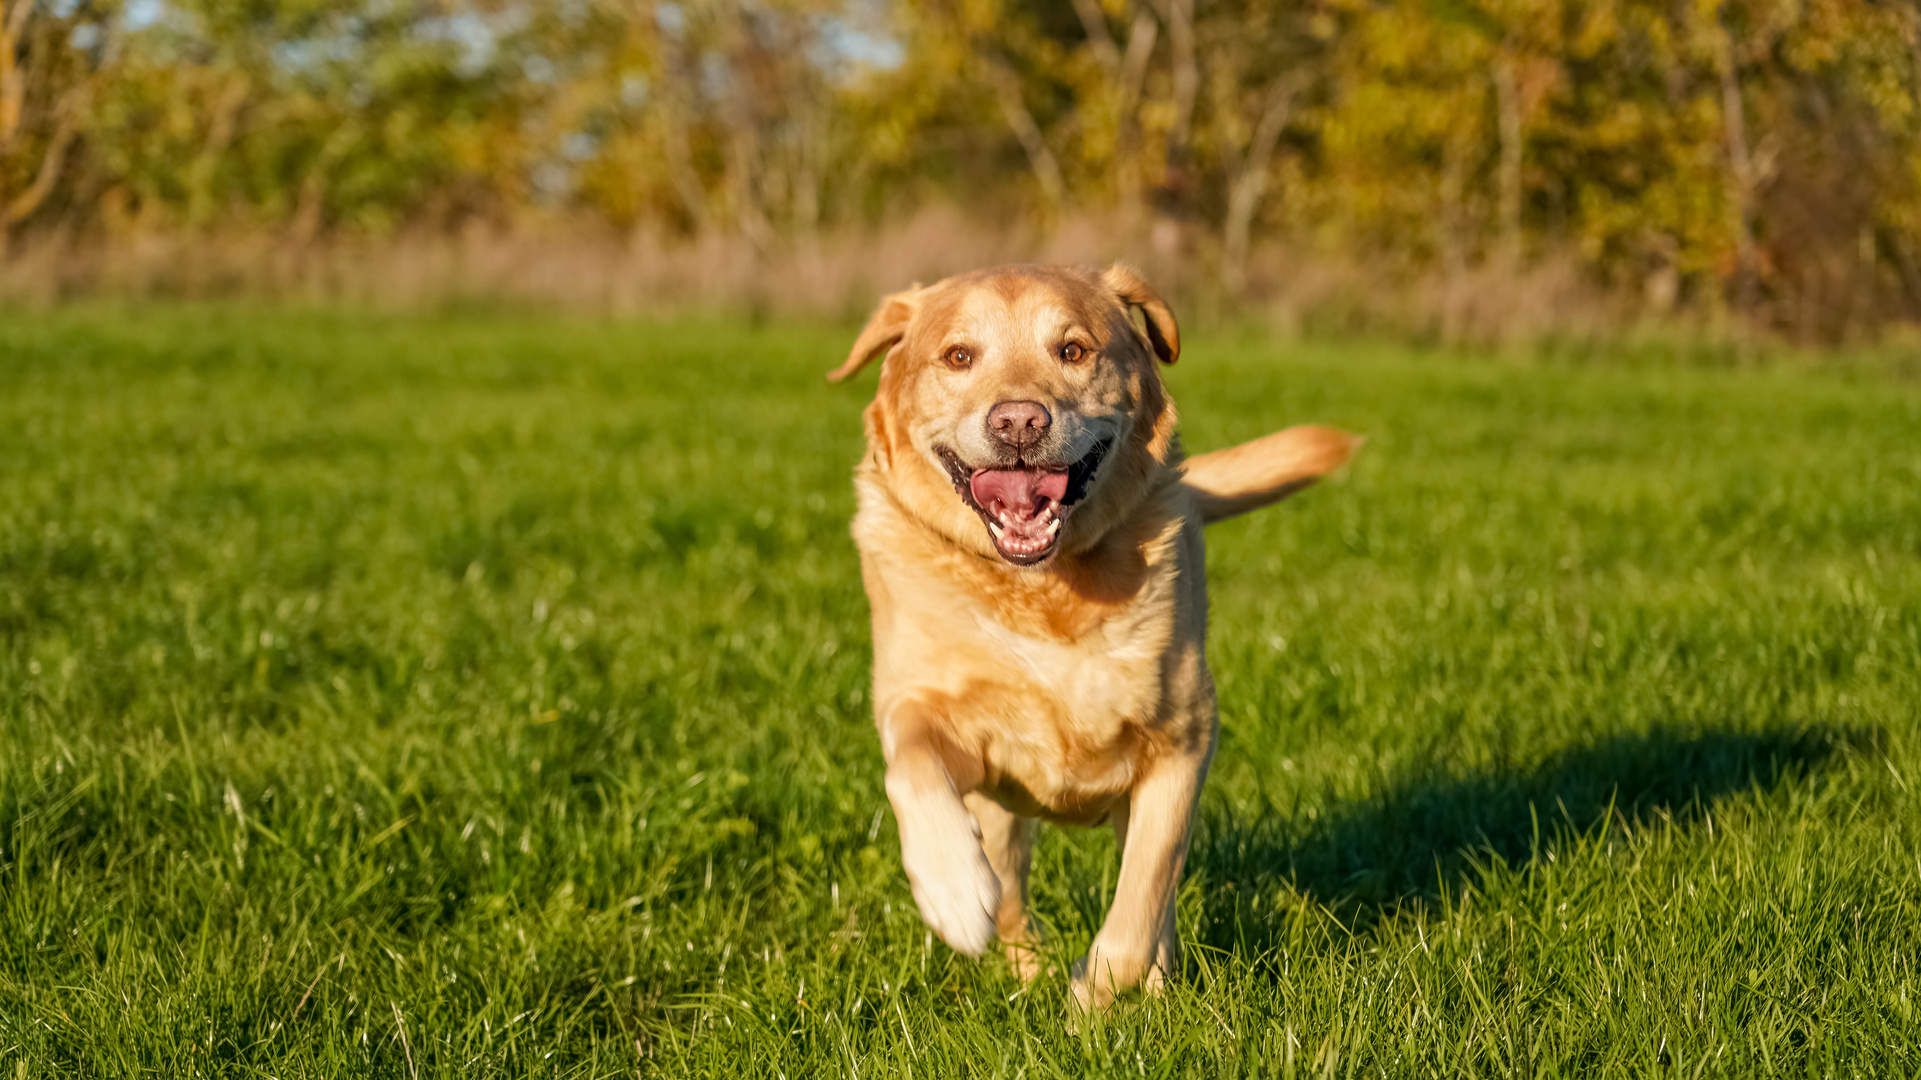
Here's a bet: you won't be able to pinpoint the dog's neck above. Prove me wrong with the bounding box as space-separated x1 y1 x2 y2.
860 455 1186 642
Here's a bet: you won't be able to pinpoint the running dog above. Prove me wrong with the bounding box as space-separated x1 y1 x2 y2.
830 263 1357 1009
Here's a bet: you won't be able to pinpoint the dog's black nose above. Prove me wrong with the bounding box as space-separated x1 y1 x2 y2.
986 400 1052 448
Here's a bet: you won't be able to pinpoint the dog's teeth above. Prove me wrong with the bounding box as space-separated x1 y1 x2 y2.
1044 518 1061 535
989 522 1005 539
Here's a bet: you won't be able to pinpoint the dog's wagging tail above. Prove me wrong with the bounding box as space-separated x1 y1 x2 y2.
1183 425 1362 525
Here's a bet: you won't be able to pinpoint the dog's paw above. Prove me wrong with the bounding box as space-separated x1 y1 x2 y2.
1069 946 1162 1013
899 809 1000 956
1004 939 1044 983
1068 953 1115 1014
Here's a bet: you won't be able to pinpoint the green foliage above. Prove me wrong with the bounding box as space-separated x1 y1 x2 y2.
5 1 1921 332
1 308 1917 1075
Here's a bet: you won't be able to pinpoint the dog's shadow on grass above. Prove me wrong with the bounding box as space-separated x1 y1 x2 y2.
1186 723 1876 952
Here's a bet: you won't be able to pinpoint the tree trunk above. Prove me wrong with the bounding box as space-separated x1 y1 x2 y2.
984 55 1066 209
1071 0 1156 227
1116 9 1157 227
6 107 76 227
641 0 712 234
185 75 249 226
1222 77 1297 298
1715 21 1758 317
1492 54 1523 268
1151 0 1197 165
1146 0 1197 262
1 0 33 247
1 2 87 242
1068 0 1123 73
724 121 774 255
1439 133 1468 344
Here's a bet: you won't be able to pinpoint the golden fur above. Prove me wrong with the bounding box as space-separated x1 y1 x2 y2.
831 263 1358 1008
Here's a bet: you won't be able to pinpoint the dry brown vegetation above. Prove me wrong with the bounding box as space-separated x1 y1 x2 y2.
0 214 1642 347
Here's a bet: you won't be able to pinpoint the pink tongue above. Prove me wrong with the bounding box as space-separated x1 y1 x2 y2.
969 468 1069 521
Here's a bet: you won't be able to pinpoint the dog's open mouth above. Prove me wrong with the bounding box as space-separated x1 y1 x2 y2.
938 438 1111 565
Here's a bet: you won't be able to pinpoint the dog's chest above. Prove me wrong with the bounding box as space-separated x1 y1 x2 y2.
950 568 1181 818
854 481 1197 818
971 600 1167 730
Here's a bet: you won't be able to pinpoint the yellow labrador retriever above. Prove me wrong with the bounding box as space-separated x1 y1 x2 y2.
830 264 1357 1009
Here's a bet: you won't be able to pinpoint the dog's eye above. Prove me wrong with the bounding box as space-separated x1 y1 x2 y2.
943 346 972 369
1059 342 1086 363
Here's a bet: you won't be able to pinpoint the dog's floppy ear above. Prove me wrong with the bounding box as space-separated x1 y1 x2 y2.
1101 263 1179 365
828 286 922 382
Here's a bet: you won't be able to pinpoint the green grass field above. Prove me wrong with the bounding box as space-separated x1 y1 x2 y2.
2 308 1919 1078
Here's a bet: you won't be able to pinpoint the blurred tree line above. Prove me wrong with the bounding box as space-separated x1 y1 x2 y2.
4 0 1919 337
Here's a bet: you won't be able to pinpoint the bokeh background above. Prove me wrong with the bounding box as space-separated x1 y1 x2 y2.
6 0 1921 342
7 3 1921 1076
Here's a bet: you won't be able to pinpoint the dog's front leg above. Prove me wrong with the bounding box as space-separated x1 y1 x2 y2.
881 699 1000 956
966 792 1041 980
1072 753 1206 1011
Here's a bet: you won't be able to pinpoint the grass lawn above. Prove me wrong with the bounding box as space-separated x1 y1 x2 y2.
2 307 1918 1078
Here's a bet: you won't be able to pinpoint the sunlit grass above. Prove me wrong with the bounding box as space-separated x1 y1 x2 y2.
2 306 1918 1077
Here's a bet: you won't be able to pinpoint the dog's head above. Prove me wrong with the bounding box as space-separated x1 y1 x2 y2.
831 264 1182 567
